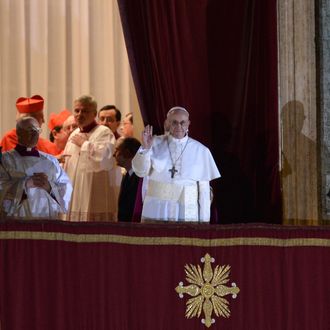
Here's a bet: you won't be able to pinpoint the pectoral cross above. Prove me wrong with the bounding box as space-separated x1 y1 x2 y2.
169 165 178 178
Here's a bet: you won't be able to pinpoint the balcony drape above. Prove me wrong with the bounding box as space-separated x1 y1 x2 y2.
0 220 329 329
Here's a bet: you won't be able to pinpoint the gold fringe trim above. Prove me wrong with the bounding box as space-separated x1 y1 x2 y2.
0 231 329 247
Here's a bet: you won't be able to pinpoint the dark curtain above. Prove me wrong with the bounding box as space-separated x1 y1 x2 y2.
118 0 281 223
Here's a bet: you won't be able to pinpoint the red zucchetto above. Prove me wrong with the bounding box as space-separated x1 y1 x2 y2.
48 109 71 131
16 95 44 113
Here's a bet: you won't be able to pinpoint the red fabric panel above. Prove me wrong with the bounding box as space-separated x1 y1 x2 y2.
207 1 281 223
0 221 329 329
118 0 212 139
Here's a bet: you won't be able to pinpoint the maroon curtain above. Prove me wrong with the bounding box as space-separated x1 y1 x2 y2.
118 0 281 223
1 220 330 329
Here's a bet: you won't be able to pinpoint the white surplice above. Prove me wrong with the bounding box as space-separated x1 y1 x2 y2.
0 150 72 219
62 125 120 221
132 134 220 222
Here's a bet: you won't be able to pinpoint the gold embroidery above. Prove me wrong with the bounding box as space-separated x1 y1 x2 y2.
146 180 199 220
146 180 184 201
0 231 329 247
66 211 117 222
146 180 198 203
175 253 240 328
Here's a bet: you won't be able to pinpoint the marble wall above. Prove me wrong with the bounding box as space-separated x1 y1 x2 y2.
278 0 319 224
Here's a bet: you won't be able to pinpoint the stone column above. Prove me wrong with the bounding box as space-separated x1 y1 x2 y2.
318 0 330 222
278 0 319 224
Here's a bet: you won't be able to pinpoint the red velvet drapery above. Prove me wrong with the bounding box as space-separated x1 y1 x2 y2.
0 220 329 329
117 0 281 224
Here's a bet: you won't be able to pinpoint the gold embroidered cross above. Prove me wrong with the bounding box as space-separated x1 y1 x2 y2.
175 253 240 328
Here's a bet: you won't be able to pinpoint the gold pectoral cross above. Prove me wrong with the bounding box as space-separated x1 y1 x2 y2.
169 166 178 178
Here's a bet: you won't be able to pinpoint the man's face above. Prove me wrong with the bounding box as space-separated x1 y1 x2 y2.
17 118 41 148
99 109 120 133
30 111 45 126
53 128 69 147
122 117 134 137
114 145 127 168
73 102 96 128
167 111 190 139
62 115 78 136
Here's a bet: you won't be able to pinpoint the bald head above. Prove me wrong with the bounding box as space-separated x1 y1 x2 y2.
16 117 41 148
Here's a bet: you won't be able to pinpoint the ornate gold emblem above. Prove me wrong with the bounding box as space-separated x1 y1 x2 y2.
175 253 240 328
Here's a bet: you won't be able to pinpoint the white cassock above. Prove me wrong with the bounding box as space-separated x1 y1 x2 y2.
63 125 120 221
0 149 72 219
132 134 220 222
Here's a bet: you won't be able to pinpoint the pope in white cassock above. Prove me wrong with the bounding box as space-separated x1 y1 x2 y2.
62 95 119 221
0 117 72 219
132 106 220 222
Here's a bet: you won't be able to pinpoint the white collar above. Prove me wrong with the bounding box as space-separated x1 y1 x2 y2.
168 134 189 144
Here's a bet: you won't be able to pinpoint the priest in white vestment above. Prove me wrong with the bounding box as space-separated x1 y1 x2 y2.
62 95 119 221
132 106 220 222
0 117 72 219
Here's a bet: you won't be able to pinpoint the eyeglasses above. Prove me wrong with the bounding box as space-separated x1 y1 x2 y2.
170 120 189 127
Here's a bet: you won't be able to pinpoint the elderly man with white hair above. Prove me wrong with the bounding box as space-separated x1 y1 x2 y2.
132 106 220 223
0 116 72 219
62 95 120 222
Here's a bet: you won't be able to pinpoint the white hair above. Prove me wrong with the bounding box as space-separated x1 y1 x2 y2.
16 116 39 130
74 94 97 112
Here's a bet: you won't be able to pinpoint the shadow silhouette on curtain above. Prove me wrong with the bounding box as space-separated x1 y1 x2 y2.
280 100 318 225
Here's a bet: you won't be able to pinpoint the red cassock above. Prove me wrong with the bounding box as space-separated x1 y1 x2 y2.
1 128 61 156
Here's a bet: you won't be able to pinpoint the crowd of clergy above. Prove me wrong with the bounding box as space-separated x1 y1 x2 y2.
0 94 220 223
